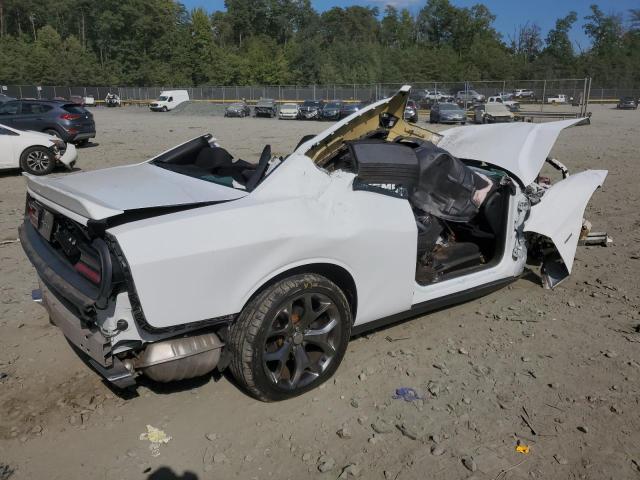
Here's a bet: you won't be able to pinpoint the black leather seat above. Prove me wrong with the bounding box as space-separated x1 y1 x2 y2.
194 147 256 184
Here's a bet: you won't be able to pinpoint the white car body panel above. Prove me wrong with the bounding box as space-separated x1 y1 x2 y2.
524 170 608 272
26 162 247 220
109 155 417 328
436 117 585 186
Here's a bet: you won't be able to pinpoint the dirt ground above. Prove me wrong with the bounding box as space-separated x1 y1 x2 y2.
1 105 639 480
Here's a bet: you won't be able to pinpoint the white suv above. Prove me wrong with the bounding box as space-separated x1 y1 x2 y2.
513 89 535 99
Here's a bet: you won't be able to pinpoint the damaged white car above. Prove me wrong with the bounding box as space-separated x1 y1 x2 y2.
20 86 607 401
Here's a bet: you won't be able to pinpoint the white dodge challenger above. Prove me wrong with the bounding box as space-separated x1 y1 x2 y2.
20 87 607 401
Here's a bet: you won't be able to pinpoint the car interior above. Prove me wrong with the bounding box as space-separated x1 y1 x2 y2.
150 135 270 191
318 128 514 285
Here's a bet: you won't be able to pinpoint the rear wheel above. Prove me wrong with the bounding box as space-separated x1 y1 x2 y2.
229 273 351 401
20 146 55 175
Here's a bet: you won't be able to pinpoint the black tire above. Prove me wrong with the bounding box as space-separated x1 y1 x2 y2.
162 106 168 112
20 146 55 175
228 273 352 401
43 128 62 139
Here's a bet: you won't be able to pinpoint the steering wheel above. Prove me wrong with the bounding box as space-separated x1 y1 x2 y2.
245 144 271 192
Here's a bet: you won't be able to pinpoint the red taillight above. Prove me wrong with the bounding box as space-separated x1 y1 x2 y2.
27 203 39 227
74 262 101 284
60 113 81 120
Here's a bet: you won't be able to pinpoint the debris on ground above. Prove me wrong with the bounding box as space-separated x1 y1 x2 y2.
461 456 477 472
392 387 423 402
317 455 336 472
139 425 172 457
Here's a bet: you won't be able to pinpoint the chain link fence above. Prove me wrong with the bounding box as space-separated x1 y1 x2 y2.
1 78 635 105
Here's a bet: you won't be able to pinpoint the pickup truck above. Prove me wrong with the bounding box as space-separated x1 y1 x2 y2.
547 94 567 104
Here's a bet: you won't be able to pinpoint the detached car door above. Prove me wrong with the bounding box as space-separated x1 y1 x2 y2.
524 170 608 287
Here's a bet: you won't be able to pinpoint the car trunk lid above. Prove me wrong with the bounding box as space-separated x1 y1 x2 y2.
25 162 248 222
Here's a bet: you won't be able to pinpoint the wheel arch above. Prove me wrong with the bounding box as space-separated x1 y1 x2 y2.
241 262 358 323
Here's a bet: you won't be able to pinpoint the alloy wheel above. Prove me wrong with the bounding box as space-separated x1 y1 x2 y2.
263 292 341 390
25 150 51 173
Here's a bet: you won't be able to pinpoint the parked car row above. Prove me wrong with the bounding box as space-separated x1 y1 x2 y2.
223 99 375 121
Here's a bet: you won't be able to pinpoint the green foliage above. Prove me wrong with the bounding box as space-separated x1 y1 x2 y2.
0 0 637 87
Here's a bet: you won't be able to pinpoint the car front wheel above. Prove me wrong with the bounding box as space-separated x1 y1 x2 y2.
229 273 352 401
20 146 55 175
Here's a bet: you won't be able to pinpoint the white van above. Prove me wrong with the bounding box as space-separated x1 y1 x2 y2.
149 90 189 112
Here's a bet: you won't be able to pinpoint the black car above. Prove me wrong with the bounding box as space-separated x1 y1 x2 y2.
320 101 343 121
224 102 251 117
617 97 638 110
0 93 16 105
254 98 277 118
430 102 466 124
339 103 363 119
0 100 95 145
298 100 324 120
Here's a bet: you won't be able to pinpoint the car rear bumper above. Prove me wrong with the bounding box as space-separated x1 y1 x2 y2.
72 131 95 141
32 282 135 387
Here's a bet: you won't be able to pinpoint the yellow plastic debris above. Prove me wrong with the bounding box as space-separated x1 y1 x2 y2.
139 425 172 457
515 444 530 454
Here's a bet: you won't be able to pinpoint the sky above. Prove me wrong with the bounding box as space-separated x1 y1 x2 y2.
181 0 638 49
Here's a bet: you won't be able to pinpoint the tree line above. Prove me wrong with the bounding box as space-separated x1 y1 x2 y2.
0 0 638 88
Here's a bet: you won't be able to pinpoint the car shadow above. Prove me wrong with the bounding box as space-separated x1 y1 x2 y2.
145 467 198 480
135 372 217 395
0 168 22 178
76 141 99 148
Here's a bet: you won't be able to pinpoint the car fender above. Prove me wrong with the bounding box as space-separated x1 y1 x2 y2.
239 257 358 309
524 169 608 273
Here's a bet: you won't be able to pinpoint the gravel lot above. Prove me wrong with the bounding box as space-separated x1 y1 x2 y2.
1 105 639 480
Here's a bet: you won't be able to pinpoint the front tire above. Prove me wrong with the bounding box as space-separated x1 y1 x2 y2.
229 273 352 401
20 146 55 175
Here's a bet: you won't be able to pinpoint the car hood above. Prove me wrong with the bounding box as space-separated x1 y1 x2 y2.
297 85 438 167
436 117 587 186
25 162 247 222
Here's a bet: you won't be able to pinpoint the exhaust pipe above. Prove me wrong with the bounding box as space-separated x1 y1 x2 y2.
127 332 224 383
